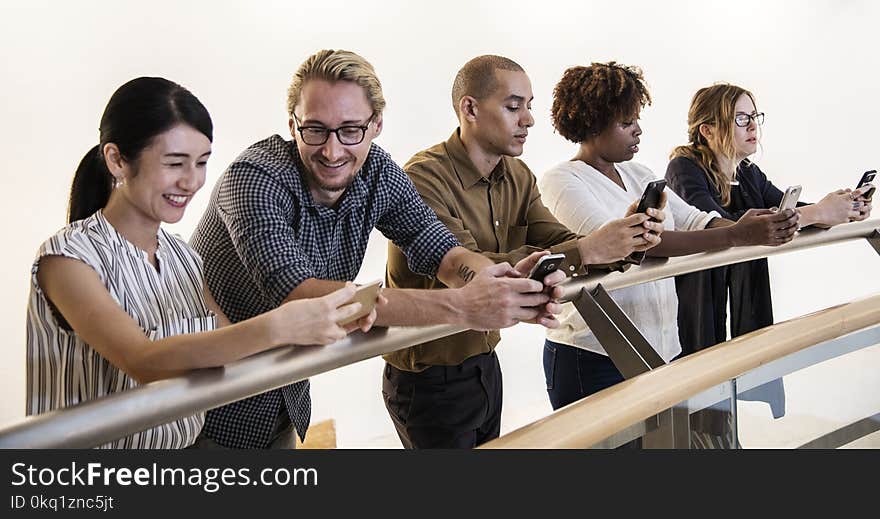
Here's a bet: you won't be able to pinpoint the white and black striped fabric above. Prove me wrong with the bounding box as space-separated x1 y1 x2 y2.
190 134 460 448
26 210 217 449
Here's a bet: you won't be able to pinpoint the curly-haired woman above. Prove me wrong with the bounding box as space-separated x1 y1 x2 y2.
537 63 800 442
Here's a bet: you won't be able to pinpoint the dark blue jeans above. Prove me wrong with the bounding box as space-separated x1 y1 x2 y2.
543 339 625 410
544 339 645 448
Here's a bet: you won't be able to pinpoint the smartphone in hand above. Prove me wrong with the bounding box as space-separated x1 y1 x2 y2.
634 179 666 219
626 179 666 265
336 280 382 326
856 170 876 199
776 185 802 212
528 253 566 283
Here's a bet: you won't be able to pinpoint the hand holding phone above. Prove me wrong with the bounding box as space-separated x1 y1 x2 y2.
336 280 382 326
634 179 666 219
626 180 666 265
527 253 566 283
856 170 876 199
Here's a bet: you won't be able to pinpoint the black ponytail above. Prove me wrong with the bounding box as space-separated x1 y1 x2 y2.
68 145 114 223
66 77 213 224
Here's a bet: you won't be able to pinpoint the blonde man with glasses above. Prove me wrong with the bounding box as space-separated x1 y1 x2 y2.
189 49 564 449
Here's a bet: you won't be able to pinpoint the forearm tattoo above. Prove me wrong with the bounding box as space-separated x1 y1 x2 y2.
457 264 476 283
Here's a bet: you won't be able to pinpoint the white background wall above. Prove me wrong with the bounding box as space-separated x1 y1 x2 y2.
1 0 879 446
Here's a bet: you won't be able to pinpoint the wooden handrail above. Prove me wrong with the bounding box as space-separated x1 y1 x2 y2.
3 219 877 448
481 293 880 449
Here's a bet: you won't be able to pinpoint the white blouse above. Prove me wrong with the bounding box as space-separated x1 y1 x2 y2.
538 160 720 361
26 210 217 448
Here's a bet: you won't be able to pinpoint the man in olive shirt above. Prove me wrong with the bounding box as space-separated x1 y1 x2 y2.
382 55 664 448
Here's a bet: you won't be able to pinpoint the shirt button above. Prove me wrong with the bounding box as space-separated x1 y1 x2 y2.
494 220 500 226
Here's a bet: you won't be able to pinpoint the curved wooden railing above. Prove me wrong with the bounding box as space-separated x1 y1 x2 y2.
1 219 878 448
481 293 880 448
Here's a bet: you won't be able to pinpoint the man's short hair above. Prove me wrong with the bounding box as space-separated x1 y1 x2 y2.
451 55 524 117
287 49 386 116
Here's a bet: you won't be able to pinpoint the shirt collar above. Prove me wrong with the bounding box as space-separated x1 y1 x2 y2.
443 128 506 189
94 209 163 259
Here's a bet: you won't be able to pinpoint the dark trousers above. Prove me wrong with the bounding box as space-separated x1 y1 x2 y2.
543 340 641 448
676 263 785 419
382 351 502 449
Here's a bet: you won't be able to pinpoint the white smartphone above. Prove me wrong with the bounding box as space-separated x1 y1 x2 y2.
336 280 382 326
777 185 802 211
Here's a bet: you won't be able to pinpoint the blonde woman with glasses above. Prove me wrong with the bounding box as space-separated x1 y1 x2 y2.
665 83 873 446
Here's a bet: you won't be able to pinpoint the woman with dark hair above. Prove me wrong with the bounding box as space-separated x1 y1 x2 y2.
538 63 800 447
664 84 872 444
26 77 372 449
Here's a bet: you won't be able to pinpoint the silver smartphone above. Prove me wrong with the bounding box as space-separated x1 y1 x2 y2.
777 185 802 211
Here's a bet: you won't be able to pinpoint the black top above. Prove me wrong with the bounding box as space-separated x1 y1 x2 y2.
665 156 785 421
665 156 787 220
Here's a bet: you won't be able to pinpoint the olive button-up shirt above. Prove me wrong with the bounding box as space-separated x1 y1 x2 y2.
384 129 586 372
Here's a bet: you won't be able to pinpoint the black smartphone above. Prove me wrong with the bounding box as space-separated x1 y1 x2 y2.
528 253 566 283
634 179 666 219
625 180 666 265
857 170 876 198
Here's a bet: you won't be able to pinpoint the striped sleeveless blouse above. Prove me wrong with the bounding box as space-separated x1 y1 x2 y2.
26 210 217 448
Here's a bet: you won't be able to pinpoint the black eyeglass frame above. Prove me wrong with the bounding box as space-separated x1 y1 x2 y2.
293 114 375 146
734 112 765 128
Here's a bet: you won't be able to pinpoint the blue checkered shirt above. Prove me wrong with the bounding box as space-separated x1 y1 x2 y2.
190 135 459 448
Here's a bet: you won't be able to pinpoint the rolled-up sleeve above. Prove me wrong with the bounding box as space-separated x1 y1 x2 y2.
215 162 315 307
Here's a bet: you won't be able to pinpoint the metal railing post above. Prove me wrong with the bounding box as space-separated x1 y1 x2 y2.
571 284 693 448
866 229 880 256
571 284 664 378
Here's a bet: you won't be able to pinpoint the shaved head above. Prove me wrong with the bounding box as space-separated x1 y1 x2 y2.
451 55 524 117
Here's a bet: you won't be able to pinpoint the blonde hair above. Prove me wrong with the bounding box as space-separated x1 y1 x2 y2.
287 49 386 116
670 83 757 207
